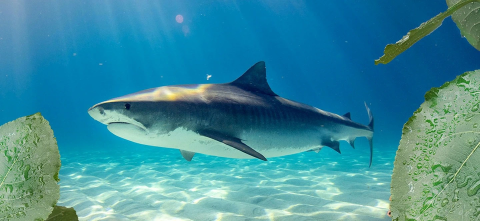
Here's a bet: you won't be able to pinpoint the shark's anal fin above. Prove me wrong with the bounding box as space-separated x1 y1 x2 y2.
348 138 355 149
180 150 195 161
198 130 267 161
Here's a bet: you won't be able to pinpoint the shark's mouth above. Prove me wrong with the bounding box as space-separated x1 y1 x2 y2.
107 122 149 139
108 122 148 132
108 122 132 126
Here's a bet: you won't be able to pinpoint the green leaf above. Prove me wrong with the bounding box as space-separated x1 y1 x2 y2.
447 0 480 50
390 70 480 220
0 113 61 221
375 0 479 65
46 206 79 221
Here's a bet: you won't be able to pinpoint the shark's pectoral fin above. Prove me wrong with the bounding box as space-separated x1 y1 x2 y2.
321 140 341 154
198 130 267 161
180 150 195 161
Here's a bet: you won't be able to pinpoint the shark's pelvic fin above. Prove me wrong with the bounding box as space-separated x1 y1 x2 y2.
198 130 267 161
180 150 195 161
321 139 341 154
229 61 278 96
343 112 351 120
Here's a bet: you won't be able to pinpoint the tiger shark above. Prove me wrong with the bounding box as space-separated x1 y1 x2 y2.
88 61 374 166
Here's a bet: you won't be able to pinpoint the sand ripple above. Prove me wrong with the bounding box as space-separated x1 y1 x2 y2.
58 145 393 221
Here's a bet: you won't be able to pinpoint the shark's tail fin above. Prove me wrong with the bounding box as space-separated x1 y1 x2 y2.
364 102 374 167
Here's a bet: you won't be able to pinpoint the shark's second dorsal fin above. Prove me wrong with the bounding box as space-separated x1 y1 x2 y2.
230 61 277 96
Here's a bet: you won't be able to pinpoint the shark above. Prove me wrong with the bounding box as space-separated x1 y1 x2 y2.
88 61 374 166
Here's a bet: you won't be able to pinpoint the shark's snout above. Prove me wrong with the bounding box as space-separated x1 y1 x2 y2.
88 105 107 124
88 103 149 133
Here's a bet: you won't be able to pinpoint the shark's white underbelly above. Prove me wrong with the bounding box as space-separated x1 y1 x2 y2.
110 124 320 159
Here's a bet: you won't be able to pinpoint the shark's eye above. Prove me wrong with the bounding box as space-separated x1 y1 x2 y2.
125 103 131 110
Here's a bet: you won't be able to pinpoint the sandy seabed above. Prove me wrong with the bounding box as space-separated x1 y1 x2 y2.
57 145 394 221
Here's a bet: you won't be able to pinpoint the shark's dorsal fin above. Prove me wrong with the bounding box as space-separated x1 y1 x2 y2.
343 112 351 120
230 61 277 96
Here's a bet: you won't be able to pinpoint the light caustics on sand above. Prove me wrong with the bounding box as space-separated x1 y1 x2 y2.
57 149 393 221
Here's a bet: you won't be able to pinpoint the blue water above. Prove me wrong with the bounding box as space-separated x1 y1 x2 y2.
1 1 480 220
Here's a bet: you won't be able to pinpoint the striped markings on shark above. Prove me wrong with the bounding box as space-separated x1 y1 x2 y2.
88 61 374 166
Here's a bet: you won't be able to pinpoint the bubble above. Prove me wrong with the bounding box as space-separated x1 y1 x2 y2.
176 14 184 23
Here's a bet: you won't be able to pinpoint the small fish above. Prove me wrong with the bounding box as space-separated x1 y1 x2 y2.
88 61 374 166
